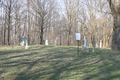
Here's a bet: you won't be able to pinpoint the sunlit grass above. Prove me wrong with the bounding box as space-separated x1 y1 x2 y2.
0 45 120 80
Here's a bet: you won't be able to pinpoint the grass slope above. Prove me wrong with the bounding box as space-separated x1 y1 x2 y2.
0 45 120 80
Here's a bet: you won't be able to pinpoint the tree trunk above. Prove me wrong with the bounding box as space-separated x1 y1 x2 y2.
111 14 120 50
8 10 11 45
106 29 113 48
108 0 120 51
40 18 44 45
27 0 30 45
3 13 6 45
7 0 12 45
103 26 106 48
4 25 6 45
60 34 61 45
68 27 71 46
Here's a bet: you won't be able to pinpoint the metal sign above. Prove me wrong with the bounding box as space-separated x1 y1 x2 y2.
76 33 81 40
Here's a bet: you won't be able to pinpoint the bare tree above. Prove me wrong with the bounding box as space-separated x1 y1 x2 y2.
62 0 81 46
2 0 17 45
13 1 23 45
31 0 49 44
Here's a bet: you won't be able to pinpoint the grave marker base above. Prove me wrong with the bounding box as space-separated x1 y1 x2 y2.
25 46 29 49
81 46 89 52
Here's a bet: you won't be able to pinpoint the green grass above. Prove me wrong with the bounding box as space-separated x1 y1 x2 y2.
0 45 120 80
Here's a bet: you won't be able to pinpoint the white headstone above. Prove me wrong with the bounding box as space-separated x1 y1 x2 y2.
76 33 81 40
54 39 56 46
84 36 87 48
20 36 26 46
100 40 102 48
21 41 24 46
45 40 48 45
25 40 29 49
96 43 98 48
21 36 27 46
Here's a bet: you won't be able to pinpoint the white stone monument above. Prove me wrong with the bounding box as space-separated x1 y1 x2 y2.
25 40 29 49
96 43 98 48
100 40 102 48
84 36 87 48
82 36 89 52
54 39 56 46
45 40 48 45
20 41 24 46
20 36 27 46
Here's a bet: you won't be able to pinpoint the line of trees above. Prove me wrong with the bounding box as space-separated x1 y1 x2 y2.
0 0 118 50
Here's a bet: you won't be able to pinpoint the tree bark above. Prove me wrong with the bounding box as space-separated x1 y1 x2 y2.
111 14 120 50
106 28 113 48
103 26 106 48
40 17 44 45
27 0 31 45
68 27 71 46
108 0 120 51
8 6 11 45
7 0 12 45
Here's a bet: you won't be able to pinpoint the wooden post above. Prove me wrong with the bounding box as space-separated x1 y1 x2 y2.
93 35 95 52
77 40 79 57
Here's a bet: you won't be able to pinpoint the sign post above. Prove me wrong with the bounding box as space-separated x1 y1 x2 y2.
76 33 81 57
93 35 95 52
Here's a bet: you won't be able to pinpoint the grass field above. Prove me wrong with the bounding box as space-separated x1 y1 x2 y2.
0 45 120 80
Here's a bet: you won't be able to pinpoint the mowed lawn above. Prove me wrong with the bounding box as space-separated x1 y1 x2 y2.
0 45 120 80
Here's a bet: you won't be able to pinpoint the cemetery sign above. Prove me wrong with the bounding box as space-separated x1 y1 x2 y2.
76 33 81 40
76 33 81 57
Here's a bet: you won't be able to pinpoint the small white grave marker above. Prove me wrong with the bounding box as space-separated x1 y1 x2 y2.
96 43 98 48
82 36 89 52
100 40 102 48
84 36 87 48
20 36 27 46
25 40 29 49
45 40 48 45
54 39 56 46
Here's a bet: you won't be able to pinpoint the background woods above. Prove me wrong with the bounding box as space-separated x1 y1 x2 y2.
0 0 113 48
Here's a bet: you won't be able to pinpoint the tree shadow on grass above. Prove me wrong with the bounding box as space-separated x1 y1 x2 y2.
83 61 120 80
12 46 77 80
0 46 47 79
82 51 120 80
13 49 63 80
13 47 100 80
1 46 120 80
0 46 46 61
14 58 42 80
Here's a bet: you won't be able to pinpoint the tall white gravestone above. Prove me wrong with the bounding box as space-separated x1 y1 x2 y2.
45 40 48 45
20 36 27 46
96 43 98 48
82 36 89 52
100 40 102 48
25 40 29 49
54 39 56 46
84 36 87 48
23 36 27 45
